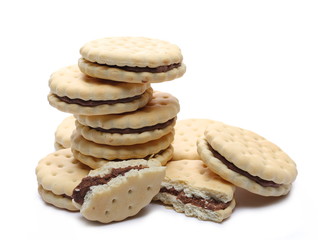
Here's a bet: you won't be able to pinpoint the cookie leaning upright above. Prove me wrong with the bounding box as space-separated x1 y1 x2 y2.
48 65 152 115
197 121 298 196
78 37 186 83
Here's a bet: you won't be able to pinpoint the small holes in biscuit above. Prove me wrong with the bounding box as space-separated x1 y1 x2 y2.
112 199 117 204
147 186 152 191
105 210 109 215
128 189 133 194
46 161 52 166
58 164 64 168
128 206 132 210
52 172 57 177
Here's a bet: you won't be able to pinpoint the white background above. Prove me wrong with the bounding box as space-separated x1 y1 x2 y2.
1 0 317 239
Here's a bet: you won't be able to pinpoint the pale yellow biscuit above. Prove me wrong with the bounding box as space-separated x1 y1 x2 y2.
80 37 183 67
154 160 235 222
48 88 153 116
72 145 174 169
72 159 166 223
71 130 174 160
38 185 78 211
55 115 76 149
172 119 216 160
197 121 298 196
78 58 186 83
76 119 175 146
76 91 180 129
48 65 152 115
35 148 90 210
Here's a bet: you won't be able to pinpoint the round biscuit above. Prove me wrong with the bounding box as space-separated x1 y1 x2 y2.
78 58 186 83
38 185 78 211
76 118 176 146
49 65 150 100
36 148 90 198
172 119 216 160
203 122 297 185
55 115 76 148
80 36 183 68
72 145 174 169
75 91 180 129
71 130 174 160
48 87 153 115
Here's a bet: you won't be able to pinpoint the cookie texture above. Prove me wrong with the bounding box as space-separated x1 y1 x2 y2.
35 148 90 211
172 119 215 160
79 36 186 83
55 115 76 149
72 159 166 223
72 146 173 169
71 130 174 160
197 121 298 196
154 160 235 222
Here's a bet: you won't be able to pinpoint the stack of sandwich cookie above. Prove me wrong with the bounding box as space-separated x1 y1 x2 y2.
71 91 179 169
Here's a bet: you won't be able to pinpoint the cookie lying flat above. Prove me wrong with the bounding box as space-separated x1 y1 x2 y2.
71 130 174 161
197 121 298 196
75 91 179 146
72 159 165 223
172 119 215 160
153 160 235 222
54 115 76 149
72 146 173 169
35 148 90 211
78 37 186 83
48 65 152 115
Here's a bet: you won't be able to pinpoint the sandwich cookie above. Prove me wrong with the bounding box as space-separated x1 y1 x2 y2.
72 159 165 223
35 148 90 211
75 91 179 146
78 36 186 83
48 65 152 115
172 119 215 160
54 115 76 150
72 146 174 170
71 130 174 162
153 160 235 222
197 121 298 196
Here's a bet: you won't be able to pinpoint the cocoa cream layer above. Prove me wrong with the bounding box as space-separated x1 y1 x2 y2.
72 165 146 205
56 94 142 107
93 118 175 134
160 187 231 211
209 145 281 188
103 62 181 73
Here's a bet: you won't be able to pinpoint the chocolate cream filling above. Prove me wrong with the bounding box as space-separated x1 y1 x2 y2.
56 94 142 107
93 118 175 134
105 62 181 73
209 145 281 188
72 165 147 205
160 187 231 211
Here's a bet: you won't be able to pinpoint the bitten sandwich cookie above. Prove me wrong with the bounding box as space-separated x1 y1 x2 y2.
75 91 179 146
48 65 152 115
78 36 186 83
72 159 166 223
54 115 76 150
197 121 298 196
172 119 215 160
154 160 235 222
35 148 90 211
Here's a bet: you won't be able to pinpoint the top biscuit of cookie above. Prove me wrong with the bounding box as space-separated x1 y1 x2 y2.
80 37 183 68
